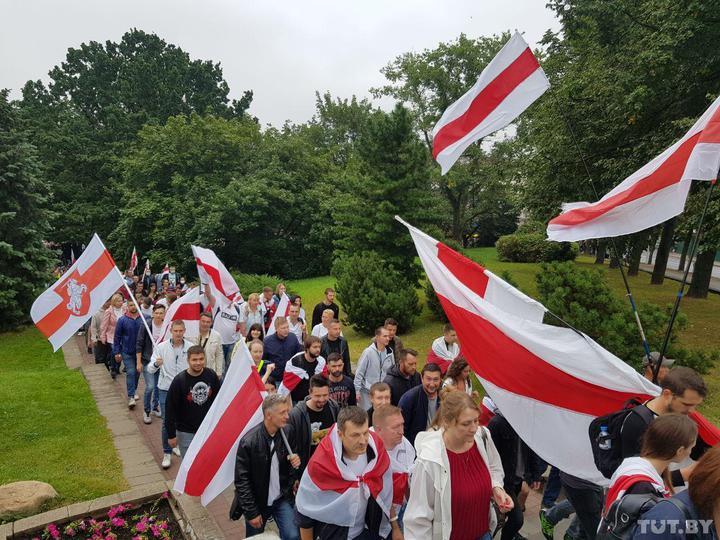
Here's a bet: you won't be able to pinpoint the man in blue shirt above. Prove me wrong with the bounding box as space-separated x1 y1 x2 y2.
113 300 146 409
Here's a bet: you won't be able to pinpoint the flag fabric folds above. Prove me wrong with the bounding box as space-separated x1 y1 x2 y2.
31 234 124 352
548 94 720 241
296 425 393 538
129 247 138 274
432 31 550 174
157 287 202 342
278 355 327 396
174 342 266 505
266 293 291 337
399 217 661 484
191 246 241 306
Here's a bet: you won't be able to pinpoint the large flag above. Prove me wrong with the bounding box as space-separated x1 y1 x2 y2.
129 247 138 274
432 32 550 174
266 293 291 337
191 245 241 306
278 355 326 396
548 94 720 241
32 234 124 352
157 287 202 342
174 341 266 505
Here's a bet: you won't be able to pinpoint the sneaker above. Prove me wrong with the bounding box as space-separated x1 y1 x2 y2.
134 394 139 400
152 407 162 418
128 397 136 409
539 508 555 540
143 411 152 424
161 454 172 469
172 447 182 457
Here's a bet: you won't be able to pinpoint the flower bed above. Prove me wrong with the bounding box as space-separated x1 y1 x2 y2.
14 494 183 540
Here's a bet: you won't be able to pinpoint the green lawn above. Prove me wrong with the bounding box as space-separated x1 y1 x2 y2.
289 247 720 423
0 328 127 521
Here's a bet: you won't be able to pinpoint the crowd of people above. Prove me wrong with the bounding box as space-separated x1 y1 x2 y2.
82 268 719 540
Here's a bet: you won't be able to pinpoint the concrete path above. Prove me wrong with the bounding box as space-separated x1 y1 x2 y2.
640 251 720 293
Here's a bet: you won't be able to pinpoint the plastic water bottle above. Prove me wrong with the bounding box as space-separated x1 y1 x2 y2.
598 425 612 450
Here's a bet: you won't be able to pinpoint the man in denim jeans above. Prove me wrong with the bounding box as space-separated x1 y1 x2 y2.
112 299 144 409
148 320 192 469
136 304 165 424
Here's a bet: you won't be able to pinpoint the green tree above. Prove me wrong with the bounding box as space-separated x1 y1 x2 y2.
0 91 54 330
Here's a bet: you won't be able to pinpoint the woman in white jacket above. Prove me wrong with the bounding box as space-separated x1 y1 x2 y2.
404 391 514 540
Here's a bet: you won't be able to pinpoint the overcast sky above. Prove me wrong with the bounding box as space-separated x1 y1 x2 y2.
1 0 560 128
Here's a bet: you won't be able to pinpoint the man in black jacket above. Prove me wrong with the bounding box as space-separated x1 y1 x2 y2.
230 393 301 539
398 363 442 446
383 348 420 405
320 320 352 377
287 375 340 475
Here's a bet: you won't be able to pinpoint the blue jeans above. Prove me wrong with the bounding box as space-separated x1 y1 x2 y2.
245 497 299 540
142 364 159 413
176 430 195 458
121 353 139 398
159 389 171 454
222 343 234 375
542 466 562 507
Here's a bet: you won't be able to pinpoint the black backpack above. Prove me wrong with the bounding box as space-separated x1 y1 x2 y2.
597 494 700 540
588 399 655 479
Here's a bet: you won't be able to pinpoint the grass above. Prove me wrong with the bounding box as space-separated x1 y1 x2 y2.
288 247 720 424
0 328 127 520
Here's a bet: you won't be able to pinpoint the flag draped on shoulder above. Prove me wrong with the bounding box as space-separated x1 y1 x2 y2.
296 425 393 538
157 287 202 342
432 31 550 174
32 234 124 352
548 94 720 241
266 293 291 337
278 354 327 396
174 341 266 505
191 246 241 307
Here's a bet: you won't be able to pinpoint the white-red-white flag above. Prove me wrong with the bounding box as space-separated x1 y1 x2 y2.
191 245 241 307
432 32 550 174
548 94 720 241
266 293 291 337
157 287 202 342
163 262 169 274
278 354 326 396
144 258 151 275
174 341 266 505
31 234 124 352
70 248 76 265
400 217 719 482
129 247 138 274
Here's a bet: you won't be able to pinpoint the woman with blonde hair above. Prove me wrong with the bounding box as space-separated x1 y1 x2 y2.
99 293 126 378
405 391 513 540
238 293 264 337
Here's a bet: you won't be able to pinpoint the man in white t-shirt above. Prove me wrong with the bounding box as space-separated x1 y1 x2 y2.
310 308 335 338
286 304 306 344
206 289 242 374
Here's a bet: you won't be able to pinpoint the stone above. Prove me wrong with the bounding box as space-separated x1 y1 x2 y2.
0 481 58 519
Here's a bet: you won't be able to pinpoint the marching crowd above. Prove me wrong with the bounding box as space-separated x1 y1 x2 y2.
84 268 720 540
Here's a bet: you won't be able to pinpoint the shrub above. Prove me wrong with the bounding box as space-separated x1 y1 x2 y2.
496 233 578 263
425 281 448 323
231 272 284 298
332 251 420 334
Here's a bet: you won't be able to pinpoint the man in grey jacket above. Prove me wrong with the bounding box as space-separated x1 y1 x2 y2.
354 326 394 411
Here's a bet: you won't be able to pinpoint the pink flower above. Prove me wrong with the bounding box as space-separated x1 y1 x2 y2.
158 521 168 530
161 491 169 499
110 517 127 527
151 524 162 537
65 525 77 536
47 523 61 539
136 521 148 533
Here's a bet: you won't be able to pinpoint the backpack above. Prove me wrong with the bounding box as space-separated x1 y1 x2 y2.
588 399 655 479
597 494 700 540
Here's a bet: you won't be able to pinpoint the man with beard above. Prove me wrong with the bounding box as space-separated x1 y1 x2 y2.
326 353 356 408
284 336 325 403
112 299 145 409
398 363 443 446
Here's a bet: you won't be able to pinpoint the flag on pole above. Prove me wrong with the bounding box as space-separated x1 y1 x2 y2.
548 94 720 241
70 248 76 265
266 293 291 337
144 258 151 275
432 32 550 174
191 245 241 306
174 341 266 505
129 247 138 274
31 234 124 352
157 287 202 342
163 262 169 274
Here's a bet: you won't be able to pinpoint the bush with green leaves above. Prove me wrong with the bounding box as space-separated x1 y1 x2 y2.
425 281 448 323
231 272 284 298
496 233 578 263
332 252 419 335
536 262 715 373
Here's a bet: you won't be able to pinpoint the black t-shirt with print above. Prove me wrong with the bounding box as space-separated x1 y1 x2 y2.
165 368 220 438
328 375 357 408
307 404 335 455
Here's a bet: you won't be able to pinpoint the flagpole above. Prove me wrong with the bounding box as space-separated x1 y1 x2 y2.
654 179 716 383
549 90 654 365
114 266 155 352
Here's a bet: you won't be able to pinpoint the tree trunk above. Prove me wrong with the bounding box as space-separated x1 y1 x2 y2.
646 248 654 265
595 241 607 264
678 230 692 271
687 249 717 298
627 236 645 276
651 218 676 285
609 253 620 268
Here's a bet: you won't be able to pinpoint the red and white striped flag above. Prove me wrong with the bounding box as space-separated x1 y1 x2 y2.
432 32 550 174
278 354 326 396
401 218 719 482
191 245 241 307
70 248 76 265
31 234 124 352
266 293 291 337
144 258 151 275
174 341 266 505
129 247 138 274
157 287 202 342
296 425 393 538
548 94 720 241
